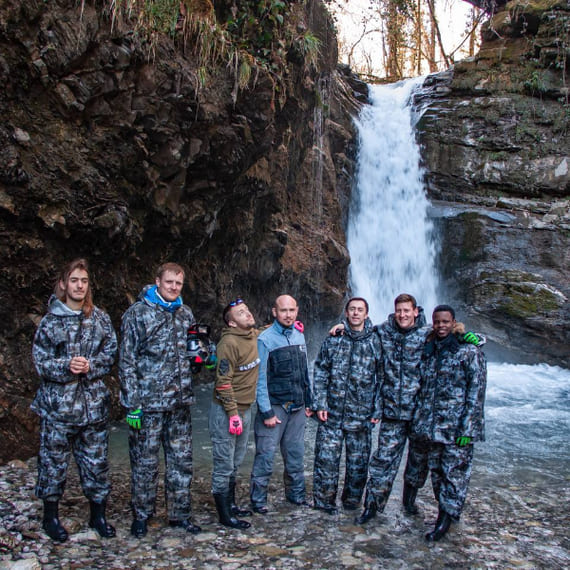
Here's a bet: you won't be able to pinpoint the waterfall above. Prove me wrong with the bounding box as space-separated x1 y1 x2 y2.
347 78 439 324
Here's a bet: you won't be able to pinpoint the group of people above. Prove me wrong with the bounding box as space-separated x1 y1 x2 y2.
312 294 486 542
31 258 486 545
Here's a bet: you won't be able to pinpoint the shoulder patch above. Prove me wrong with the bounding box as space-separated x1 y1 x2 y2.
219 358 230 375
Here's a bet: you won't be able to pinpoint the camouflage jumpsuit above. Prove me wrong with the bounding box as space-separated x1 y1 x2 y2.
119 285 196 522
410 332 486 519
363 309 430 512
31 295 117 502
312 318 382 511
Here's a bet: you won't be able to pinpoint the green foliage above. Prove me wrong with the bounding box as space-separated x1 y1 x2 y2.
144 0 180 36
299 31 321 70
102 0 179 36
226 0 287 52
96 0 318 105
523 70 548 96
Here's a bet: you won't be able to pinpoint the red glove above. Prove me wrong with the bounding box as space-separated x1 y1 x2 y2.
229 414 243 435
294 320 304 333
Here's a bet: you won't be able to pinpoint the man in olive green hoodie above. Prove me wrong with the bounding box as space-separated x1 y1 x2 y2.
209 298 261 529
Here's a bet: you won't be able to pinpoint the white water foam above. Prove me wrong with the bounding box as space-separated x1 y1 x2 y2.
478 362 570 480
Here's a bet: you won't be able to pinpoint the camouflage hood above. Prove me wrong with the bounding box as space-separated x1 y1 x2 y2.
312 315 383 430
45 294 82 317
376 306 431 421
31 297 117 424
118 286 196 412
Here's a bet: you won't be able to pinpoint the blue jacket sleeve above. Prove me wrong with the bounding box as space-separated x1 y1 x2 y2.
255 337 275 419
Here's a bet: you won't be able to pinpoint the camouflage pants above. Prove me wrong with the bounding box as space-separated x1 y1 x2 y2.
313 422 372 510
250 405 306 508
128 408 193 522
422 441 474 520
209 402 253 495
365 419 428 511
36 418 111 502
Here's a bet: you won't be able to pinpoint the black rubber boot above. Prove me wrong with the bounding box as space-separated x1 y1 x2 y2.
169 519 202 534
425 509 452 542
402 483 419 515
354 502 377 525
213 493 251 529
42 500 68 542
88 500 116 538
229 480 253 517
130 518 148 538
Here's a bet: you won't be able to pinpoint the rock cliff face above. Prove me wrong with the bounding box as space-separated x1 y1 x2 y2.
414 0 569 365
0 0 365 462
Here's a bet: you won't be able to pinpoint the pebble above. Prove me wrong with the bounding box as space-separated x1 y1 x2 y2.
0 458 568 568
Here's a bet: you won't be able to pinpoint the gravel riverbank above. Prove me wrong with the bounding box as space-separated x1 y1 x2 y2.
1 453 568 569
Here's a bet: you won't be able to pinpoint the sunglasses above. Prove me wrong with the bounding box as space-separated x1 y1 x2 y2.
228 298 244 307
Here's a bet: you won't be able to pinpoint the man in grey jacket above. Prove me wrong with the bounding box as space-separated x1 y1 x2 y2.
119 262 201 538
32 258 117 542
250 295 313 512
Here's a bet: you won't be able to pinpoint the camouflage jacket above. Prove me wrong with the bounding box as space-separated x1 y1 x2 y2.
31 295 117 425
119 285 196 412
412 331 487 444
377 308 430 421
313 318 383 430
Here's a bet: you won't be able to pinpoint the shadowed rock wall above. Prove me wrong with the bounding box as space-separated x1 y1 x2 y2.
0 0 366 462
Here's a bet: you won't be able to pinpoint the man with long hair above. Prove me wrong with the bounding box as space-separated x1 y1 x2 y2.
32 258 117 542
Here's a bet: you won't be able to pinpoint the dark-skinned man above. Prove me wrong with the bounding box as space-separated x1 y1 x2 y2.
410 304 486 541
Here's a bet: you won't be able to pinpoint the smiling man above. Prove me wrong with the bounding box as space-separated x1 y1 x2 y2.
411 304 487 541
312 297 383 514
119 262 201 538
354 293 433 525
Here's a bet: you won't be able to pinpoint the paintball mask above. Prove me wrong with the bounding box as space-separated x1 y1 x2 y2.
187 323 217 374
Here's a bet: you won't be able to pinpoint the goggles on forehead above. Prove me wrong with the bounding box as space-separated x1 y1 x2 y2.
223 297 246 324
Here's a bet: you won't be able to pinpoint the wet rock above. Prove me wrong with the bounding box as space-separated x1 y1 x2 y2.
0 449 568 569
415 1 569 365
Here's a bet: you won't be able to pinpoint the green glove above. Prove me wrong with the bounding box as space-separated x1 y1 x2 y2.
127 409 143 429
204 354 217 370
456 436 472 447
463 332 480 346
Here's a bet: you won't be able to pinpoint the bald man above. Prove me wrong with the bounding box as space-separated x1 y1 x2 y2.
250 295 313 513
